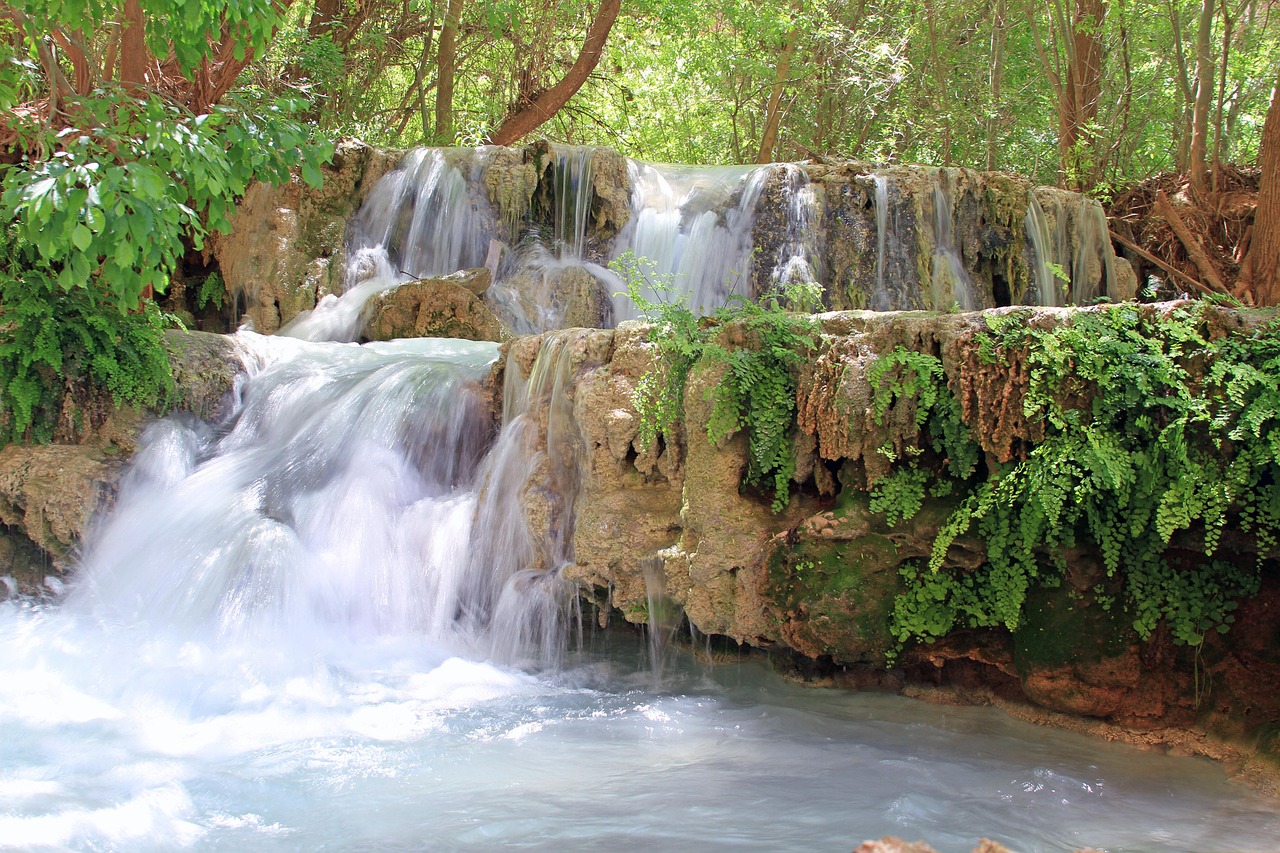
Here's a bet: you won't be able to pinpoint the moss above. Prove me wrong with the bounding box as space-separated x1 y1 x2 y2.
765 533 902 664
1013 580 1134 673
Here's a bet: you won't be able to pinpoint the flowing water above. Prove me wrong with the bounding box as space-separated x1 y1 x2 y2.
2 323 1279 851
931 182 977 311
0 149 1273 851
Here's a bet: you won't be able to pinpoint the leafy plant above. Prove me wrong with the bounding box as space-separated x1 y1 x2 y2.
613 251 818 511
884 304 1280 652
0 234 174 442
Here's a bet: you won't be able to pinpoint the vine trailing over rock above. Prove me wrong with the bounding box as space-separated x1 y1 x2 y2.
875 302 1280 653
612 251 820 512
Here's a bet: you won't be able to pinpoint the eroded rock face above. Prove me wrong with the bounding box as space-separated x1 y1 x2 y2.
0 331 243 593
214 140 399 334
533 304 1280 774
213 141 1124 338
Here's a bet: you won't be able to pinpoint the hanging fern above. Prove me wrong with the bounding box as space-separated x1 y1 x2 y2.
614 252 817 512
875 304 1280 652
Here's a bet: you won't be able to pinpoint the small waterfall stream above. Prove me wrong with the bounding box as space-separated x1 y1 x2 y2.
930 181 976 311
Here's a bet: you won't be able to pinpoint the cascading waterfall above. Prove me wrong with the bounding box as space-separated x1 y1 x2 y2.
464 331 588 665
610 161 769 321
70 334 516 651
769 164 824 294
551 146 596 259
872 174 894 310
282 148 497 343
347 147 492 281
7 146 1276 849
1025 193 1062 307
1072 198 1116 304
930 181 977 311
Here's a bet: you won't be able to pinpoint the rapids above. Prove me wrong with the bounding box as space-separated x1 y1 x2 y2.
0 322 1278 851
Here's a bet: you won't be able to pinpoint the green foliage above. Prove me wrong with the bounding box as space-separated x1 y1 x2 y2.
888 304 1280 654
196 273 226 312
869 466 927 527
865 346 981 527
614 251 817 512
2 94 331 312
0 236 174 443
610 252 701 453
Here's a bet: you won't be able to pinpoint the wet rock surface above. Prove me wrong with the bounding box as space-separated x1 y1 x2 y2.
364 274 507 342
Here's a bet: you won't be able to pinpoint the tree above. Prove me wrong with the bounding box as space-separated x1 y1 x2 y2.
1240 71 1280 307
0 0 330 440
487 0 622 145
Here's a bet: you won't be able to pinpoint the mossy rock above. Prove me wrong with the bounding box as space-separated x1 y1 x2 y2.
1012 579 1134 674
764 532 902 665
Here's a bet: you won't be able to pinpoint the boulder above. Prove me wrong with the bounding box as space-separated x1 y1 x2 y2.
364 278 508 342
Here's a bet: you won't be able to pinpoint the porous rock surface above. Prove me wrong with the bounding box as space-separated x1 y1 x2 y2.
525 303 1280 780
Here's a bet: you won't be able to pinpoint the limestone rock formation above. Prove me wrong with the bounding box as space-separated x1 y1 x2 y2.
524 302 1280 776
363 275 507 342
214 140 399 333
0 331 243 593
212 141 1124 338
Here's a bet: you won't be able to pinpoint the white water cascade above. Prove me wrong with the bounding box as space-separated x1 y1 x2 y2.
871 174 895 310
1025 193 1063 307
930 182 977 311
610 162 772 322
2 151 1278 850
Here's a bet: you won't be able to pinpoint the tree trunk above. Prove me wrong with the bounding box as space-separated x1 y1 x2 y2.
1188 0 1216 196
434 0 465 143
923 0 952 165
1242 74 1280 307
756 24 800 163
986 0 1007 171
488 0 621 146
308 0 343 38
120 0 148 92
1060 0 1105 190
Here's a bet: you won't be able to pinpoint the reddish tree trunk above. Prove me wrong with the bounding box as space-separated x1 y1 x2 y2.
1059 0 1106 190
756 25 799 163
1243 77 1280 307
487 0 621 146
120 0 148 91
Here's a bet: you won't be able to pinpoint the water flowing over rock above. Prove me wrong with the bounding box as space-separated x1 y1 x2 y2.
215 143 1128 338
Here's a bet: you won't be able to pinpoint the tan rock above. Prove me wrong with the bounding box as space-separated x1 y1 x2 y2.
214 140 398 333
364 278 507 342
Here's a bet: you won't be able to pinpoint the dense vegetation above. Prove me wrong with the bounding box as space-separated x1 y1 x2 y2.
876 304 1280 654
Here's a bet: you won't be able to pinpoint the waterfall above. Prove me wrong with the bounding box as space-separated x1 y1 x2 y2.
1072 199 1116 304
70 335 505 645
871 174 894 310
552 146 596 259
466 331 588 665
279 149 498 342
68 327 589 666
346 148 492 282
1025 193 1063 307
931 181 976 311
768 164 823 297
610 162 769 321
